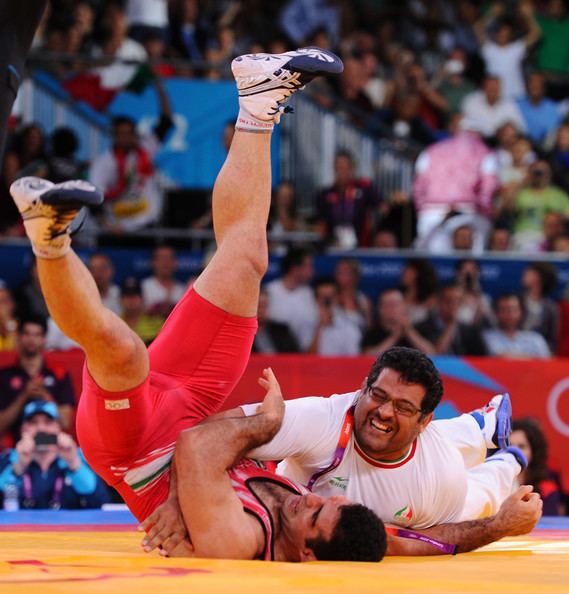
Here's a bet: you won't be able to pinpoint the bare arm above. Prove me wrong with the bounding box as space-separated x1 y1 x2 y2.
519 0 541 47
386 486 542 556
175 369 284 559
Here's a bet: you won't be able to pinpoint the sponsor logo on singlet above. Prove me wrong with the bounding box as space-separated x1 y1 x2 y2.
394 505 413 521
328 476 349 491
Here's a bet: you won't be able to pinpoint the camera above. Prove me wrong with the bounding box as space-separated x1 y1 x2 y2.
34 432 58 447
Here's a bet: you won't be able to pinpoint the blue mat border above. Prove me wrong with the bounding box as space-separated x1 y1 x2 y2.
1 510 568 529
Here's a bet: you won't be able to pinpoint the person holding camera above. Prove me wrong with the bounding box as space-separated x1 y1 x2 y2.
308 277 362 356
509 159 569 250
0 400 109 509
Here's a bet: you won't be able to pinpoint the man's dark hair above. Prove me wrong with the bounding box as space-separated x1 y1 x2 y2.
313 275 337 291
495 292 522 309
366 347 443 415
307 504 387 562
112 115 136 131
281 247 312 276
17 315 48 336
50 127 78 158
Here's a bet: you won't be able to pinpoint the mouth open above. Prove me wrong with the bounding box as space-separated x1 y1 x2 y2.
370 418 393 434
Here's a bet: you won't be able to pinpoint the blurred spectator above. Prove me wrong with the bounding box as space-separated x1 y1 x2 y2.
279 0 340 49
0 401 109 509
265 247 318 351
269 181 301 235
334 258 372 332
451 223 475 251
461 75 525 138
126 0 168 44
204 25 238 79
535 0 569 78
483 293 551 358
510 160 569 250
316 151 379 248
474 0 541 100
413 117 499 249
15 260 49 321
335 56 375 117
89 82 173 232
141 245 186 317
517 72 561 146
43 127 86 184
252 289 299 354
120 277 164 346
494 121 521 171
496 135 535 216
548 122 569 194
455 259 494 327
432 48 477 122
521 262 560 353
92 4 147 92
0 316 76 447
87 253 121 315
308 277 362 356
400 258 438 324
511 417 565 516
361 287 435 357
418 283 488 356
380 92 436 145
0 124 45 234
488 225 513 251
169 0 213 66
0 283 17 351
541 211 567 252
373 227 399 249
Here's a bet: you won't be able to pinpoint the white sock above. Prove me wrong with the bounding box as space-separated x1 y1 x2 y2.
23 220 72 259
235 108 274 133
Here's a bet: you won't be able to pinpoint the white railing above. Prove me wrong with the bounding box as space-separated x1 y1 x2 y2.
281 95 417 211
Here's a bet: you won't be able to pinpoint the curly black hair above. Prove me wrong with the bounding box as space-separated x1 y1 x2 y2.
512 417 550 486
366 346 443 415
307 504 387 562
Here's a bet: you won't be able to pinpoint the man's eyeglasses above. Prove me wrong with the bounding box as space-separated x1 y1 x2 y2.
366 387 424 417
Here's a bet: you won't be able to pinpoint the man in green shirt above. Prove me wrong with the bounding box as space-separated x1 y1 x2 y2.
513 160 569 249
536 0 569 74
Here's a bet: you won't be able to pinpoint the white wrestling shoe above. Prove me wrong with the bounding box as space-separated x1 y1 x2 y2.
10 177 103 259
232 47 343 131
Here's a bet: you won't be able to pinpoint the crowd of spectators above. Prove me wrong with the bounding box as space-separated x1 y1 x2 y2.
1 0 569 515
0 0 568 253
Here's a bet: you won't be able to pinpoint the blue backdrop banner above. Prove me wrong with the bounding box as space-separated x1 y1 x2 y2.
108 79 280 189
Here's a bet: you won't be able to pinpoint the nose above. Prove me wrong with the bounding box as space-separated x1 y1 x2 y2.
329 495 350 505
377 399 395 418
305 493 323 508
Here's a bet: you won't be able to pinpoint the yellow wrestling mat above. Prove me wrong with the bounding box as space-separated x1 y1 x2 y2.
1 528 568 594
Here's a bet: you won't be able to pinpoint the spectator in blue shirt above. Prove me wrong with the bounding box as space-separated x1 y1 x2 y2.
0 401 109 509
517 72 561 145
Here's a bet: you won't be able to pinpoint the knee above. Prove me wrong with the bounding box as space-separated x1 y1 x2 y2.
247 239 269 279
93 324 144 369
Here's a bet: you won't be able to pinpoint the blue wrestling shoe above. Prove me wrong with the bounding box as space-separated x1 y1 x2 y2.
470 393 512 451
232 47 343 124
10 177 103 259
503 446 528 471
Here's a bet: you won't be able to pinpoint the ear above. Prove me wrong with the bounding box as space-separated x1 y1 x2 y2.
300 548 318 562
418 411 433 433
360 376 368 391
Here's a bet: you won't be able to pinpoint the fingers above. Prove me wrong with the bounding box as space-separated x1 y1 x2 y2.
515 484 534 499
